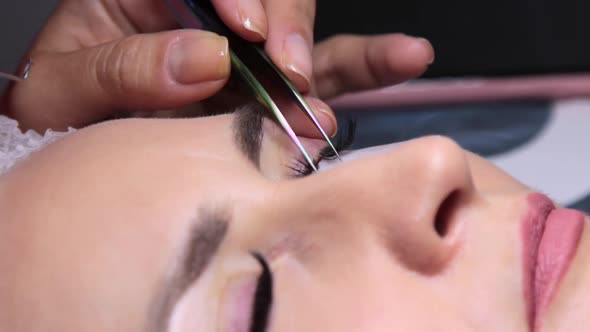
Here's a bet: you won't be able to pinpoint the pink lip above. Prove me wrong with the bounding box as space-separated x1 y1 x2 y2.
521 193 585 332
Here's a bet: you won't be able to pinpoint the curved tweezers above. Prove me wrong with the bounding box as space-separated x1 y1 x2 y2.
164 0 341 172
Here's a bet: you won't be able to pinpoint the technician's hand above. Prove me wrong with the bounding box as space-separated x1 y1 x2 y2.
1 0 322 131
1 0 434 135
209 33 435 138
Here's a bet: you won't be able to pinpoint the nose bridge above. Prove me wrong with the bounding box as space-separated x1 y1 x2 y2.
283 135 475 274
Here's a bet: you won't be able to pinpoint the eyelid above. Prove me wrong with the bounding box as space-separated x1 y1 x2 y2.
217 253 271 332
288 119 358 177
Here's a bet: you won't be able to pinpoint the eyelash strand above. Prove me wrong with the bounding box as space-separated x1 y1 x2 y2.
290 118 357 177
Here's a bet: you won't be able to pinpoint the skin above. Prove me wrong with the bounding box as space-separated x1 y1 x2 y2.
0 0 433 132
0 114 589 332
3 1 587 330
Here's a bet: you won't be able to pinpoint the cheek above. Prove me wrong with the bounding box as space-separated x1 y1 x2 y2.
267 254 329 332
267 252 470 331
467 152 528 192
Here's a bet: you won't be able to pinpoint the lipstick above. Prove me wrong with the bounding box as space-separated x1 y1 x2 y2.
521 193 585 331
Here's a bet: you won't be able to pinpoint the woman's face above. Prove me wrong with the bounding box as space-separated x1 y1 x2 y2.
0 109 588 332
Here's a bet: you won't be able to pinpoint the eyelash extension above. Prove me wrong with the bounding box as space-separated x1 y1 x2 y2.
249 252 273 332
289 118 357 177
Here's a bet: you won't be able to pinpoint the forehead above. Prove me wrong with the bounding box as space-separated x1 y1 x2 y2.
0 115 257 331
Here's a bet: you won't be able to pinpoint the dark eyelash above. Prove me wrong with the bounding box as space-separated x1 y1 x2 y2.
249 252 273 332
289 118 357 177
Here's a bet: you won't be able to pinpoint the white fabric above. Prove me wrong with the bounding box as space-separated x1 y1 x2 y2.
0 115 74 175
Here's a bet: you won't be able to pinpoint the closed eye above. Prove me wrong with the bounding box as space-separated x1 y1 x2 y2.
249 252 273 332
289 118 357 177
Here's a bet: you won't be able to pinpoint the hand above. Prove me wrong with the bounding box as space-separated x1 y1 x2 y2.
1 0 433 136
282 33 434 138
1 0 322 131
312 34 434 100
188 32 434 138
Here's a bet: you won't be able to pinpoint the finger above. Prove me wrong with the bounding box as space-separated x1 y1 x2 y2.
6 30 230 131
211 0 268 41
312 34 435 99
194 77 337 138
115 0 179 32
280 97 337 139
262 0 315 93
34 0 179 52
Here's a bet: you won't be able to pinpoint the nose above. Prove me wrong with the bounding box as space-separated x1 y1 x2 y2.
283 135 476 275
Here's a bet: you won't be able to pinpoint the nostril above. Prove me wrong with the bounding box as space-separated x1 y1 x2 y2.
434 190 461 237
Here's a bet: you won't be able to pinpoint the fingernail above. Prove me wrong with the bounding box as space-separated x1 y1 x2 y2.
316 106 338 137
418 37 435 64
168 33 230 85
282 33 312 89
239 0 267 39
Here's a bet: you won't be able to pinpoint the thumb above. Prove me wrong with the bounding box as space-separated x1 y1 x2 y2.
6 30 230 131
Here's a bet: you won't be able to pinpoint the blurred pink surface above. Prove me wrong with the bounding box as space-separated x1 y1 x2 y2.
328 72 590 108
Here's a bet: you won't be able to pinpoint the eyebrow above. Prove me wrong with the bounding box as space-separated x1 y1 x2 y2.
148 210 229 332
232 103 267 168
147 105 273 330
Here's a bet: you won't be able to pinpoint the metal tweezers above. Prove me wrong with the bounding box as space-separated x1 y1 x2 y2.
0 59 33 82
164 0 340 171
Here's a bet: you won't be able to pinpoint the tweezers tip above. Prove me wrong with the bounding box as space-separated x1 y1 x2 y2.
326 139 342 162
0 58 33 83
